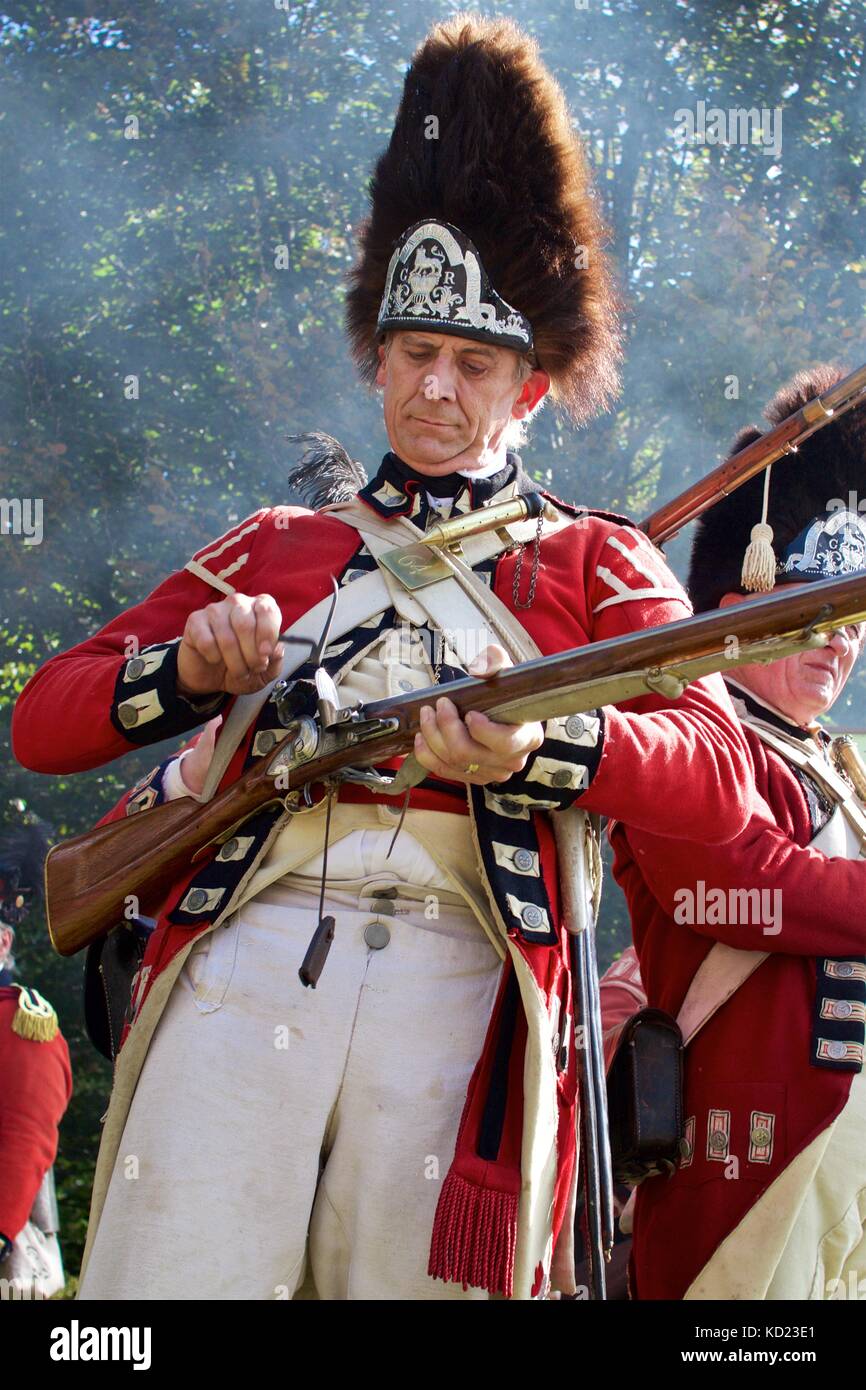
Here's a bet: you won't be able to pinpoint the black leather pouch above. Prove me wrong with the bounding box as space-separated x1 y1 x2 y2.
606 1008 684 1183
83 916 155 1062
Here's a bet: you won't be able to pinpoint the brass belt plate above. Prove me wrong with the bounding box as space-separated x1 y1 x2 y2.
379 542 457 590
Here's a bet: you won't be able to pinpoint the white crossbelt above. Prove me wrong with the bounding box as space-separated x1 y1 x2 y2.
191 492 570 800
677 722 866 1046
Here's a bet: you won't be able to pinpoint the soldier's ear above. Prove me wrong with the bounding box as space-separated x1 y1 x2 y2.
512 369 549 419
375 342 388 387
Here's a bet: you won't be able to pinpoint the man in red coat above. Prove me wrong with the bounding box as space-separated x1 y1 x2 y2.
13 18 753 1301
611 365 866 1300
0 824 72 1299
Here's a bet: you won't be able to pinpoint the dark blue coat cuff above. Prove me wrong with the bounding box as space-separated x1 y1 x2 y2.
491 709 605 811
110 639 229 747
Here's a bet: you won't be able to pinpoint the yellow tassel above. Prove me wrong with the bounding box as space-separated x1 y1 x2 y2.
11 986 59 1043
741 522 777 592
741 463 777 593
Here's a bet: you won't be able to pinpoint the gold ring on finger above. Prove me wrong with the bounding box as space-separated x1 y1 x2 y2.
464 762 480 775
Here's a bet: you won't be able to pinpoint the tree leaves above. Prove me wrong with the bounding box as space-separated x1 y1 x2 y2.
2 0 864 1283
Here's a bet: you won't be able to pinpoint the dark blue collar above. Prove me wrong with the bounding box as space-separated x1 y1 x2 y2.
356 451 527 529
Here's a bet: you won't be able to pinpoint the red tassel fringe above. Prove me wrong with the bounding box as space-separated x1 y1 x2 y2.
428 1171 519 1298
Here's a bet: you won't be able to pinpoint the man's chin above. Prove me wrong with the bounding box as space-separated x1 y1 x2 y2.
393 430 470 474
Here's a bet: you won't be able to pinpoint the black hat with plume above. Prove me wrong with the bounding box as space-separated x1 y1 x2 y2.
688 364 866 614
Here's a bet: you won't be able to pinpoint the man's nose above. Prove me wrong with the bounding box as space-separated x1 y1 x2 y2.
427 355 458 397
827 625 855 654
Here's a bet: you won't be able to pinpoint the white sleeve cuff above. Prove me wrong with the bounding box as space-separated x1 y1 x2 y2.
161 749 193 801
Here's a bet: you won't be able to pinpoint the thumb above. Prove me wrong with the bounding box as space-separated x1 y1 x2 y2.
467 644 512 678
201 715 222 748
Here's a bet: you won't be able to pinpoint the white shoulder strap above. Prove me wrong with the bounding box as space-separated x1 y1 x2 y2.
676 721 866 1047
676 945 768 1046
333 498 603 939
325 495 573 667
749 721 866 845
199 494 566 802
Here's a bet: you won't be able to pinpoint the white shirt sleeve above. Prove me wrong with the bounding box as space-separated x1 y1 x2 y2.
161 748 193 800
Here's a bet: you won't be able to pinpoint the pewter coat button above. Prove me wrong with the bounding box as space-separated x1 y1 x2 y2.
258 730 276 753
565 715 585 739
499 800 523 816
827 1040 848 1059
372 886 399 899
220 838 239 860
835 1000 853 1018
398 679 414 692
709 1131 727 1152
750 1127 771 1147
513 849 534 872
186 888 208 911
126 657 145 680
836 963 855 977
364 922 391 949
521 904 544 929
372 899 396 916
118 703 139 728
551 769 574 788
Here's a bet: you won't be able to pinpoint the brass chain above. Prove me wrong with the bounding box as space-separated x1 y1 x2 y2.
511 512 544 610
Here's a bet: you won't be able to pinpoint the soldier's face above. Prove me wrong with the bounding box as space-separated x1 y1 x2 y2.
375 330 548 476
719 587 866 725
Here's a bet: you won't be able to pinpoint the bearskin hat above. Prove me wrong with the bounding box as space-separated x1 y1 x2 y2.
688 364 866 614
345 13 623 425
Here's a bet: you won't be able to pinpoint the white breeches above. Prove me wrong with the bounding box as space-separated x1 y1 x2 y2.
765 1068 866 1300
78 830 502 1301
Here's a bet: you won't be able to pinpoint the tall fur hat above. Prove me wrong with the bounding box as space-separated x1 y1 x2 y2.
688 364 866 614
345 13 623 425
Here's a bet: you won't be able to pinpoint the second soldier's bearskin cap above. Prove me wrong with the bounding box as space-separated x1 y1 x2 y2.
345 14 623 425
688 364 866 614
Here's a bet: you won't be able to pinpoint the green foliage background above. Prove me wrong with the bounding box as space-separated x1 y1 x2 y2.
1 0 864 1280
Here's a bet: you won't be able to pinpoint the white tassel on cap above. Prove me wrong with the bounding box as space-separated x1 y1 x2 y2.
741 463 777 592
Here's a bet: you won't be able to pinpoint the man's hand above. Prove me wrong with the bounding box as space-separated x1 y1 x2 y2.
177 593 285 698
176 716 222 796
413 644 544 786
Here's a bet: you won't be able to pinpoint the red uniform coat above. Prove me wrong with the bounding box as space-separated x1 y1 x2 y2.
610 695 866 1300
0 990 72 1243
12 462 755 1294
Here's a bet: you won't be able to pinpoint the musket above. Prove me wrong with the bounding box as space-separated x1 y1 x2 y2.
44 569 866 957
643 362 866 545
